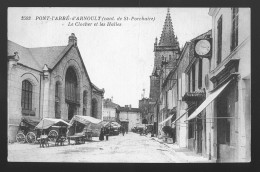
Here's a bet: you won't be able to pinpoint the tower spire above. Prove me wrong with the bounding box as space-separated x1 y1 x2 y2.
159 8 178 47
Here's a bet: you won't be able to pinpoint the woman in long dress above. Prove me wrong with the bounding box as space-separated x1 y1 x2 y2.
99 127 104 141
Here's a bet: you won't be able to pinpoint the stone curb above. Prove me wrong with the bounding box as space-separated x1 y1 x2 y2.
150 136 215 163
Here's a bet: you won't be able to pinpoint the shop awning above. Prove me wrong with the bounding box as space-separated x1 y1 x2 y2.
159 115 173 125
171 105 196 125
186 80 231 121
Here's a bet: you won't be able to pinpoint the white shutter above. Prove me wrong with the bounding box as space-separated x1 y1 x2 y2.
182 73 186 97
178 77 182 100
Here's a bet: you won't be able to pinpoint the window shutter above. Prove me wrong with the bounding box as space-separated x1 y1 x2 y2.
178 78 182 100
182 73 186 97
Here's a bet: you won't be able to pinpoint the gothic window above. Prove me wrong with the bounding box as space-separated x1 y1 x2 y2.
55 82 61 118
231 8 239 51
217 16 223 65
65 67 78 103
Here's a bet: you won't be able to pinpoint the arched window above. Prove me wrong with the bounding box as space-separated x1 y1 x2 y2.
21 80 34 116
55 82 61 118
83 108 86 116
91 99 98 118
65 67 78 103
83 90 87 105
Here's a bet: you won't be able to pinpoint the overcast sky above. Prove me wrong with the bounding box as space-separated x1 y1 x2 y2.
8 7 212 108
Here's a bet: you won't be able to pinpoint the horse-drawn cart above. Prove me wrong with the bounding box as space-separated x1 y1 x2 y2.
16 117 40 144
67 115 104 145
34 118 71 146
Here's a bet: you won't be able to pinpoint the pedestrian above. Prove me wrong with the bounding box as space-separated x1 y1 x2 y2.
105 127 109 141
99 127 104 141
122 127 125 136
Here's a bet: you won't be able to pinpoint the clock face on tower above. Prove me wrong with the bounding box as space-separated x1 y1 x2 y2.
195 39 211 56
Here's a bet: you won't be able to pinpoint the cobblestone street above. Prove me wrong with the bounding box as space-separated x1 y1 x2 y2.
8 132 212 163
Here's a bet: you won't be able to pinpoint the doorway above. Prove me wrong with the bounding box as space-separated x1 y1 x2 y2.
68 104 76 120
196 116 203 154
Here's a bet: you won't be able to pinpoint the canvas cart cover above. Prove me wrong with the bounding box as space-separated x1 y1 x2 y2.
100 121 110 127
69 115 103 136
21 116 40 127
35 118 71 129
110 122 121 128
136 124 146 129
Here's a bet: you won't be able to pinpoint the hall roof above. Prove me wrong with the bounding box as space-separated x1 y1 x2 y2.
8 34 101 92
8 40 68 71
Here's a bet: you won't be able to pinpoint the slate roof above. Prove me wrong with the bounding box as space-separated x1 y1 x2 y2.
8 40 68 71
119 107 141 113
8 34 104 95
29 45 68 69
8 40 42 71
159 9 179 47
103 99 120 108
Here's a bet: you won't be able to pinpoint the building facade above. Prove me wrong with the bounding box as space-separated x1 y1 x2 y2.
102 98 120 122
146 8 250 162
208 8 250 162
138 98 154 125
149 9 180 137
118 105 141 132
8 33 104 142
179 30 212 156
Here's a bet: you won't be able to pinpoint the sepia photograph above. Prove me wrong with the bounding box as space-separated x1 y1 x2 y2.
7 7 251 163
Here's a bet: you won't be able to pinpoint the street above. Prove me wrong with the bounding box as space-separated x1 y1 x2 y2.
8 132 209 163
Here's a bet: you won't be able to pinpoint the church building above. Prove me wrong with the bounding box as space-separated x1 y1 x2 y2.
150 9 180 136
8 33 104 142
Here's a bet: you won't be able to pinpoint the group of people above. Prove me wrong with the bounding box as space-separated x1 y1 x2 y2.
99 126 127 141
99 127 110 141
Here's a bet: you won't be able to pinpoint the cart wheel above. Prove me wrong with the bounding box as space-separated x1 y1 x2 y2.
48 130 58 142
16 133 26 143
26 132 37 144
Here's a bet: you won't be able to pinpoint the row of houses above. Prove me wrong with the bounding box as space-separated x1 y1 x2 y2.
147 8 250 162
102 98 142 132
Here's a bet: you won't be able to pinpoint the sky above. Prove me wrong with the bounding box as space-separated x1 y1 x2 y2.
8 7 212 108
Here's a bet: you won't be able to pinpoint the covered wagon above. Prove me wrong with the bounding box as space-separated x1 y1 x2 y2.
35 118 71 145
16 116 40 144
67 115 104 144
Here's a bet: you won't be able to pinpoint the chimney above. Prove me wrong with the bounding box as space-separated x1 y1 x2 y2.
68 33 77 46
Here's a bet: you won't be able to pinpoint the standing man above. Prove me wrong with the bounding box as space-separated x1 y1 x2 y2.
122 127 125 136
105 127 109 141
